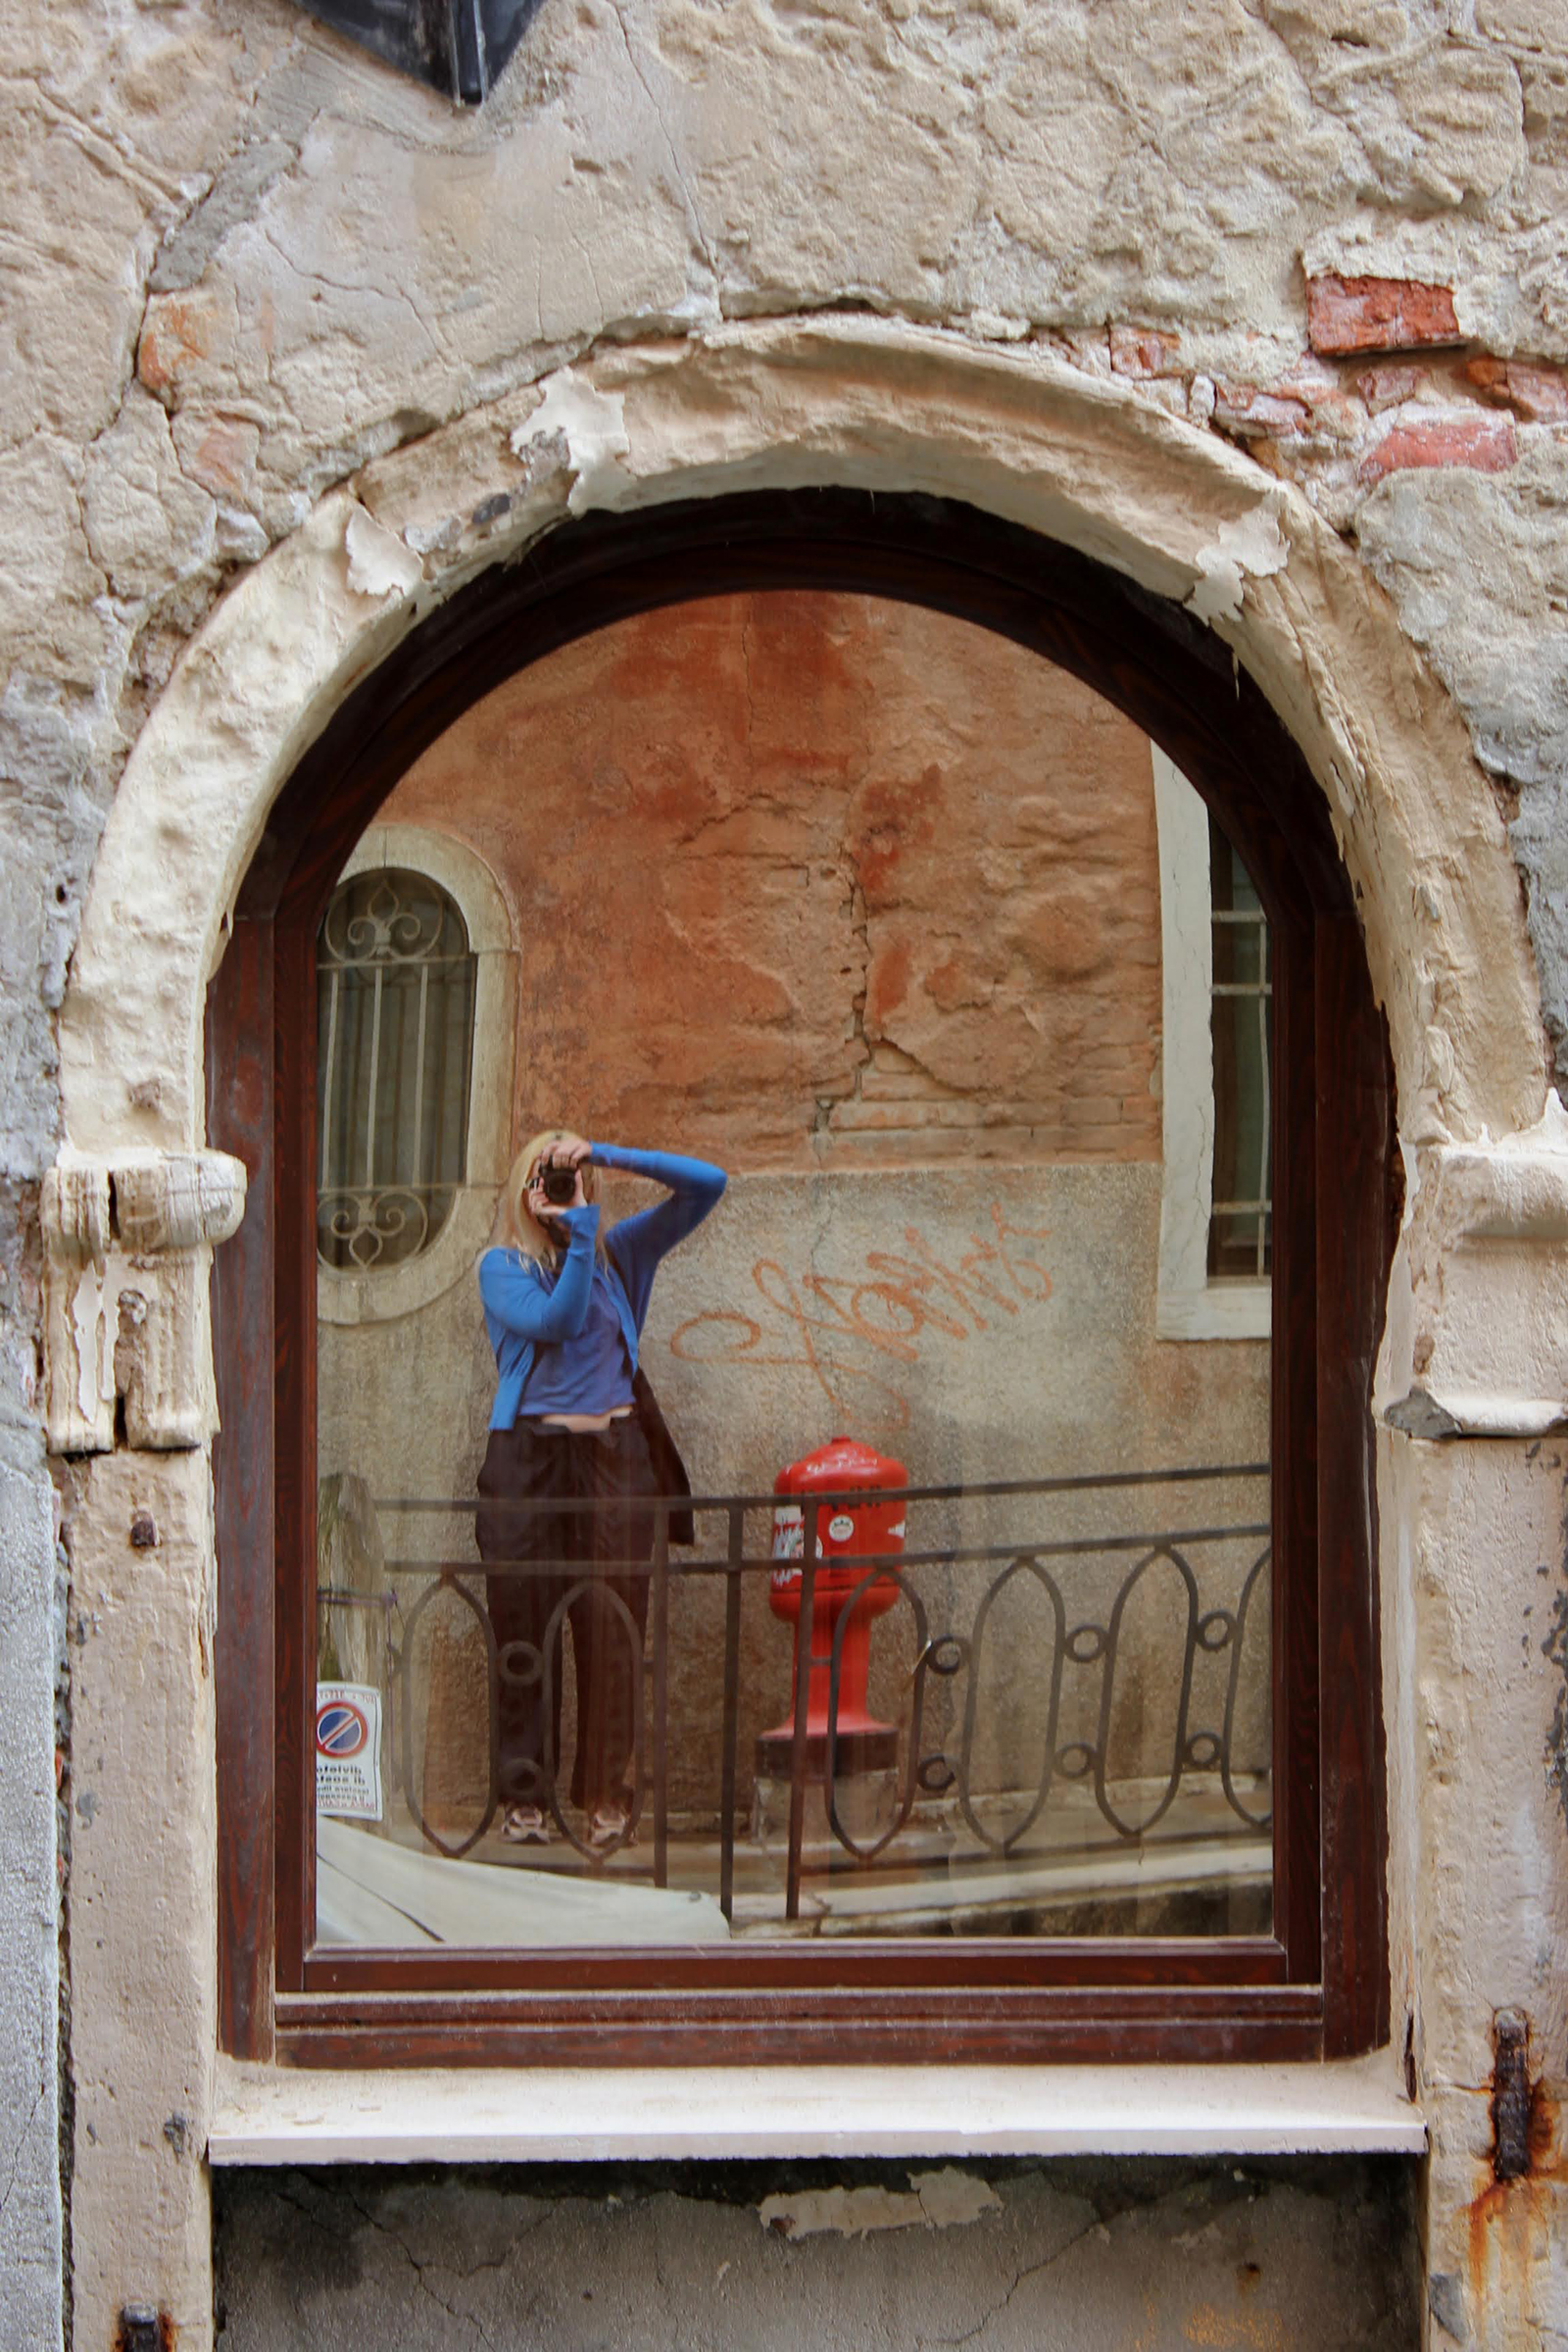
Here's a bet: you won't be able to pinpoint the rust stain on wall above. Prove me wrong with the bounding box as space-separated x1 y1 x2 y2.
1181 2303 1287 2349
1465 2052 1563 2338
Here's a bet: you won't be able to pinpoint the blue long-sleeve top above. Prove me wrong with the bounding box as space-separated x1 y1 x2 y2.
478 1143 726 1431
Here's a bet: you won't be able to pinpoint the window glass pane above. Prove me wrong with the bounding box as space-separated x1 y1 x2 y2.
313 596 1273 1951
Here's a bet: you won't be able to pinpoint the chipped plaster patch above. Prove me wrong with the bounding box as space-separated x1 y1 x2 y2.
344 505 422 600
759 2168 1002 2240
1185 491 1291 624
510 368 632 515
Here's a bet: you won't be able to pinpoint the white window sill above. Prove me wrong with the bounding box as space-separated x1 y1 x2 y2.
210 2052 1424 2166
1156 1281 1271 1343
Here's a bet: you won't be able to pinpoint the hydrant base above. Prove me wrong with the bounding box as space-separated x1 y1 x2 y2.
754 1725 899 1780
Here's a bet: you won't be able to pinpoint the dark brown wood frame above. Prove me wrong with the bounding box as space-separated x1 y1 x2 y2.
209 487 1393 2069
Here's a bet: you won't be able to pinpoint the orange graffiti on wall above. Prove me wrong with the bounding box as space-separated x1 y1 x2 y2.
668 1200 1053 1433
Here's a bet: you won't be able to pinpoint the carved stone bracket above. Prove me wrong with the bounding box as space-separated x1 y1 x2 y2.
1382 1098 1568 1441
41 1151 248 1455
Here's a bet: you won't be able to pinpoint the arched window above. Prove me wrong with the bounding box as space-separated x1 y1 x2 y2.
211 489 1392 2068
316 867 476 1271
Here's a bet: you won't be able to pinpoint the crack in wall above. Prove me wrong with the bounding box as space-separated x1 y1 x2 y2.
267 2174 516 2348
606 0 721 296
4 74 187 211
0 2083 44 2231
916 2212 1107 2349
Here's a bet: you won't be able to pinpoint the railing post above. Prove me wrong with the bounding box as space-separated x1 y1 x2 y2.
651 1499 670 1889
719 1504 745 1926
784 1495 819 1923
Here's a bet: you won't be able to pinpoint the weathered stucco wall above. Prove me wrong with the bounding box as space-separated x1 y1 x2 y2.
213 2155 1421 2350
381 593 1166 1166
5 0 1568 2346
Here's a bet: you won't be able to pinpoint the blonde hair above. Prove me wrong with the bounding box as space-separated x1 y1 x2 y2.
502 1127 599 1264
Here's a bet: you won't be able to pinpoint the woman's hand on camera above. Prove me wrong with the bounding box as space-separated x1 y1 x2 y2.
527 1140 593 1226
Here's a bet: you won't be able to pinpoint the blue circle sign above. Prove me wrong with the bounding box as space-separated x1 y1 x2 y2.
316 1697 369 1759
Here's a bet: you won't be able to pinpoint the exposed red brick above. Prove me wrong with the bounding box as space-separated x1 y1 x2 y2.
1359 414 1518 485
1355 364 1429 413
1211 383 1312 438
1108 324 1181 378
1306 273 1461 357
1463 356 1568 422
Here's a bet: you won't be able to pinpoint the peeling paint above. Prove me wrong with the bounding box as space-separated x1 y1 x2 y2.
1184 496 1290 625
759 2167 1002 2240
343 506 421 601
510 369 632 517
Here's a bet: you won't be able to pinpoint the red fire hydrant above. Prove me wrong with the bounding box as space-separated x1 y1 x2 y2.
756 1436 906 1780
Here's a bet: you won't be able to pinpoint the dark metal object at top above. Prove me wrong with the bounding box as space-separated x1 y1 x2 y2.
1492 2008 1533 2180
294 0 543 104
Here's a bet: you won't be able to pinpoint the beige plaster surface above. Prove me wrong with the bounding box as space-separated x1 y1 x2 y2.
59 1446 218 2352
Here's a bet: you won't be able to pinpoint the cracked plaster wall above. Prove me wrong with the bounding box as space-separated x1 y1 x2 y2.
5 0 1568 2346
211 2156 1421 2350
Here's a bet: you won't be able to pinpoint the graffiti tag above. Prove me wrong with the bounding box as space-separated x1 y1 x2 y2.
668 1200 1053 1433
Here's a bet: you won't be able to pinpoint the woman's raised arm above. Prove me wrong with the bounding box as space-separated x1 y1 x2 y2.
593 1143 726 1326
478 1203 600 1340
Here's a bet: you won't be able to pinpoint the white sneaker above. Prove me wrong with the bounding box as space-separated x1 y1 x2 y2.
501 1803 551 1844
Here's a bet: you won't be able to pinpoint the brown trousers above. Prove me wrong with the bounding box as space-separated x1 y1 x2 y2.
475 1415 655 1817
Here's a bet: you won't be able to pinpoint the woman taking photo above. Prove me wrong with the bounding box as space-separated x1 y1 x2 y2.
475 1131 725 1850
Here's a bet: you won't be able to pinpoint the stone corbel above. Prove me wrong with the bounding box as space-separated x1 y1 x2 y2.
1381 1098 1568 1440
41 1151 248 1455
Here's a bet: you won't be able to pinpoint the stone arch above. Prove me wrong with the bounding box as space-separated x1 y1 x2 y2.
61 317 1547 1166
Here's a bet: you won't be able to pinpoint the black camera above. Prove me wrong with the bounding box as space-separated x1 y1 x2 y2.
538 1164 581 1207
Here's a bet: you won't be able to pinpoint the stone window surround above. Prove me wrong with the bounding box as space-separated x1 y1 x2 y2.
45 320 1564 2350
318 822 518 1327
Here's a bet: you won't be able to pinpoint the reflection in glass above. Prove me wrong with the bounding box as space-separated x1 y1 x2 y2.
313 595 1274 1952
1207 815 1274 1282
316 867 476 1270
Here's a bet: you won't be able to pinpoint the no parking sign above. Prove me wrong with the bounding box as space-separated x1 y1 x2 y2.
315 1681 383 1820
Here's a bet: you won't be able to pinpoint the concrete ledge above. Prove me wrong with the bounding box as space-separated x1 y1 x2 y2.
211 2053 1426 2166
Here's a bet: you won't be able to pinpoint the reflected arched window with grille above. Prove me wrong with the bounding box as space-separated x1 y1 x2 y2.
316 867 477 1270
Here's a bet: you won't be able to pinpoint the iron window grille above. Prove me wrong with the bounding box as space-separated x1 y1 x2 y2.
316 868 477 1273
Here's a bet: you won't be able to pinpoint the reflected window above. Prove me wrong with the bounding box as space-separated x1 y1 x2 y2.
1207 816 1273 1282
316 867 477 1271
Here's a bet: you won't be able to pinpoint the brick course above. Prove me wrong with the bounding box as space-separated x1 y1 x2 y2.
1305 273 1462 357
1359 414 1519 484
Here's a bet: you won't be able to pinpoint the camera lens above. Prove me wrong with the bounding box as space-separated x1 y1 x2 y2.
540 1167 577 1206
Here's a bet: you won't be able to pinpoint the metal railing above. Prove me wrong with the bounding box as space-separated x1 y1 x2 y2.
321 1463 1272 1928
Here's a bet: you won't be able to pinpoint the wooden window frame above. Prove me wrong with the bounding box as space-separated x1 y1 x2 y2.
210 487 1393 2070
